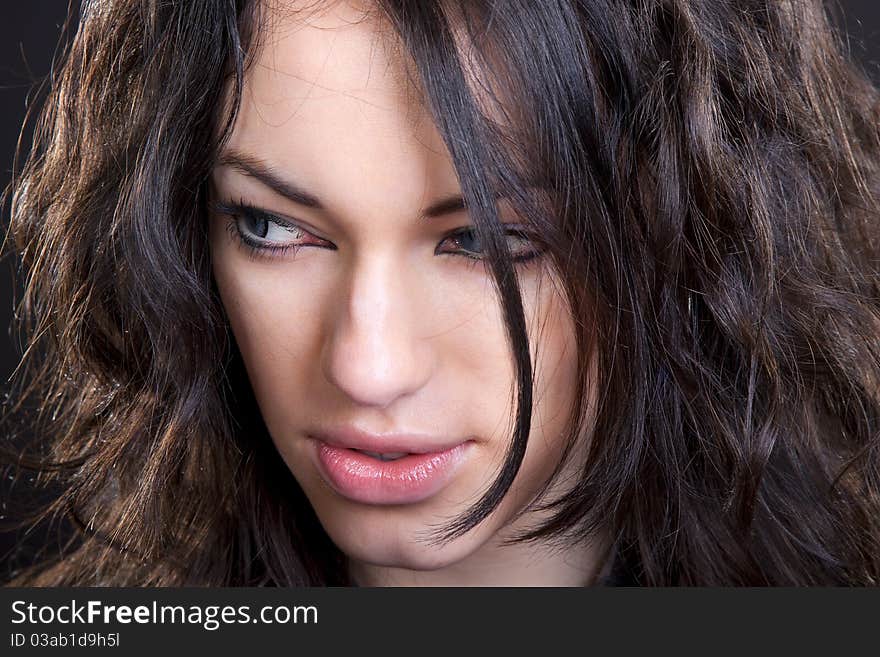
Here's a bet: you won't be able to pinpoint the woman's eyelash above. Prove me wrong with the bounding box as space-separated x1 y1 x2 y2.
223 216 295 260
436 226 541 264
213 200 324 260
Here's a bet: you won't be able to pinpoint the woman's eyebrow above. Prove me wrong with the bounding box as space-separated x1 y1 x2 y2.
216 149 501 219
217 149 323 209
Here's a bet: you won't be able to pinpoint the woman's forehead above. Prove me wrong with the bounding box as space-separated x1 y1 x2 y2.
250 1 405 105
222 0 465 218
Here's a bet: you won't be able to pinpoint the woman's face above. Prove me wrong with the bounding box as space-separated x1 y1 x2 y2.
209 2 588 579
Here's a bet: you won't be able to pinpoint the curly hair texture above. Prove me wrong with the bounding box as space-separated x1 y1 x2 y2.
3 0 880 585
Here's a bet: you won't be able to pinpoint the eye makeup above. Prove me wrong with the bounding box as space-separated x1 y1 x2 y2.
435 226 541 263
212 199 543 265
213 199 333 261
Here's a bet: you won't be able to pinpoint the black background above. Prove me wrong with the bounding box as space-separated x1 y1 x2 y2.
0 1 878 574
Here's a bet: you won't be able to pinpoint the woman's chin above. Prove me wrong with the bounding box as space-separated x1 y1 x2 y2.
321 514 490 574
291 455 502 574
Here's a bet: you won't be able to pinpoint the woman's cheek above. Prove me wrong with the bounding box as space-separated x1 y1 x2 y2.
210 246 329 428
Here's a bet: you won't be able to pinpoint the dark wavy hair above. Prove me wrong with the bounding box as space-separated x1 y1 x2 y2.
3 0 879 585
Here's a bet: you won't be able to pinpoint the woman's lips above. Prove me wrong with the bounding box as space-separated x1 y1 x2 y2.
312 439 471 505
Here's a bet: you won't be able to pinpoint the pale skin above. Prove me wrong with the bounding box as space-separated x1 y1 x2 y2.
209 1 606 586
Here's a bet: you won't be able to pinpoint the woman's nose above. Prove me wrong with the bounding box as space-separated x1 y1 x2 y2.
321 255 434 409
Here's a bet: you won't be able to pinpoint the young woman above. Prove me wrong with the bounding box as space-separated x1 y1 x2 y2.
3 0 879 586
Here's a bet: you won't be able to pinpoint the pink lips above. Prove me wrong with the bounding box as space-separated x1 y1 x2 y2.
310 430 471 505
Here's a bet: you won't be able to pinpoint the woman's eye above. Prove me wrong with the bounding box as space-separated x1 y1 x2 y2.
437 227 539 262
237 207 303 243
214 201 332 258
